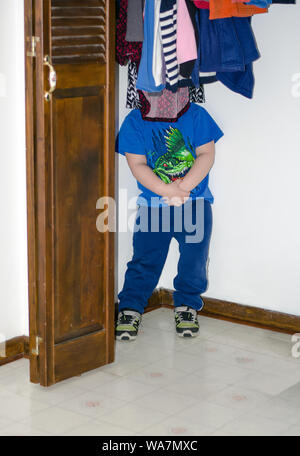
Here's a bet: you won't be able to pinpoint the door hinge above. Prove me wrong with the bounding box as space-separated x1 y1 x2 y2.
31 336 42 356
27 36 40 58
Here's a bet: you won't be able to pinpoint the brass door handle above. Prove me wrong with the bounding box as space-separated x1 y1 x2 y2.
43 55 57 101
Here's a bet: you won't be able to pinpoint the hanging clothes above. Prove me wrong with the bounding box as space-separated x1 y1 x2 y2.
116 0 142 66
126 61 142 109
209 0 269 20
199 73 218 84
245 1 272 6
125 0 144 42
217 63 255 99
189 86 205 104
127 64 205 112
177 0 197 77
184 0 199 47
193 0 209 8
136 0 165 92
196 10 260 74
160 0 179 91
152 0 164 87
191 9 218 87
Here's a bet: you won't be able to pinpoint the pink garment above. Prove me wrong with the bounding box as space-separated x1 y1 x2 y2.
177 0 197 65
193 1 210 8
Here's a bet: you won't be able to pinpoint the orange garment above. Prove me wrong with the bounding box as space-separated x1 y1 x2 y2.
209 0 268 19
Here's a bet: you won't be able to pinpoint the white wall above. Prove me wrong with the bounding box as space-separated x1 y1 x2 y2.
118 4 300 316
0 0 28 340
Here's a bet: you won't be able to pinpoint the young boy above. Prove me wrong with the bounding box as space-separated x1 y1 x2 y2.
116 88 223 340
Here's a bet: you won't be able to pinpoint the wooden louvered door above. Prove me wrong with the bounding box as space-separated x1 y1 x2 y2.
25 0 115 386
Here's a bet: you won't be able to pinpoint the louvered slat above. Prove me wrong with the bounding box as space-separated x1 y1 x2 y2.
52 35 105 46
51 0 106 65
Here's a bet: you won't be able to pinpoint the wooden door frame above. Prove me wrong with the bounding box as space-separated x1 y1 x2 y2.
24 0 116 385
24 0 39 383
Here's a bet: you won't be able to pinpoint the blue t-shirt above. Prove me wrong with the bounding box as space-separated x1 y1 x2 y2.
116 103 224 206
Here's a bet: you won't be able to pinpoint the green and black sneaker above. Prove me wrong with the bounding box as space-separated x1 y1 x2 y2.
116 310 142 341
174 306 199 338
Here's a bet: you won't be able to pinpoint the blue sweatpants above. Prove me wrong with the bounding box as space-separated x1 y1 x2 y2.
118 199 213 314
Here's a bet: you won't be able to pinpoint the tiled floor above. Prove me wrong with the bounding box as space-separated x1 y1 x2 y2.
0 308 300 436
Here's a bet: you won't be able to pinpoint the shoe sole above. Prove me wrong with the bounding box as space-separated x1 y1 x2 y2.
176 329 198 338
116 332 137 341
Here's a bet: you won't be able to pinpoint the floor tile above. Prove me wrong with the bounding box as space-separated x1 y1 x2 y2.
21 406 92 434
164 373 229 400
281 423 300 436
208 429 238 436
0 369 29 388
7 380 88 406
92 377 161 401
208 327 267 351
177 400 244 429
242 335 295 360
221 347 275 371
218 412 292 436
0 363 17 378
254 397 300 425
138 327 196 351
206 385 272 413
98 358 147 377
235 371 300 396
141 416 214 436
193 360 252 384
259 356 300 377
115 339 173 364
145 351 205 375
135 388 195 415
64 419 136 436
179 339 237 364
57 391 127 418
64 369 121 391
8 359 30 370
0 391 50 421
142 311 174 332
124 365 188 388
100 403 168 433
0 421 52 436
278 381 300 406
0 416 15 430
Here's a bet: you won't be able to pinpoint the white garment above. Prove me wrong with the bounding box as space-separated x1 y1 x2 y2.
152 0 164 87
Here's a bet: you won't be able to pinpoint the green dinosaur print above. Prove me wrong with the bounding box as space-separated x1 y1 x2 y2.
153 127 195 184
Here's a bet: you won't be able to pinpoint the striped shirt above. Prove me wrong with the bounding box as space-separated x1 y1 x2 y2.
160 0 179 89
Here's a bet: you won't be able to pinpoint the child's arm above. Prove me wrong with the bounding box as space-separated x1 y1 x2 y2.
125 153 190 205
178 140 215 193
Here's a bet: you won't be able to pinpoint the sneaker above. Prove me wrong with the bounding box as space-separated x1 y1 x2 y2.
116 310 142 341
174 306 199 337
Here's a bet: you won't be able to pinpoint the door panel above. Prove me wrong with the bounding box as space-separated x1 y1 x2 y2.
25 0 115 386
53 91 105 343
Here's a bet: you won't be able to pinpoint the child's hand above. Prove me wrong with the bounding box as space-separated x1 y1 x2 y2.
162 181 190 207
177 179 192 193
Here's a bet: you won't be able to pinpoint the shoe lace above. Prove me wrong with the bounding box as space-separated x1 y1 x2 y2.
177 308 196 322
119 312 140 329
